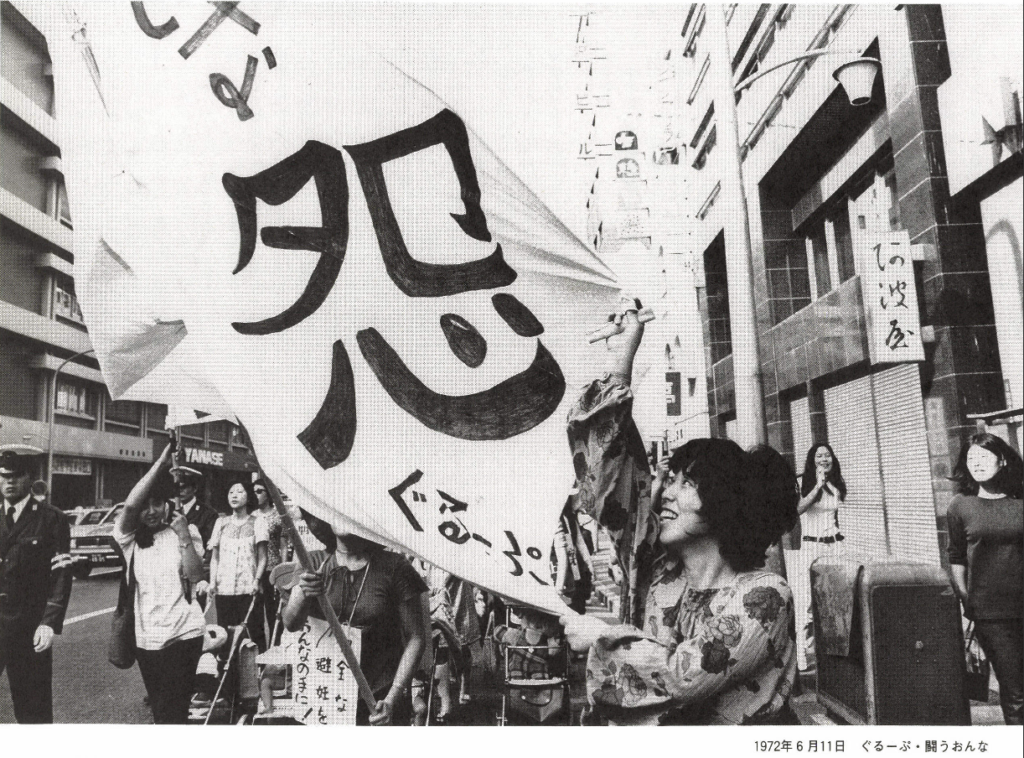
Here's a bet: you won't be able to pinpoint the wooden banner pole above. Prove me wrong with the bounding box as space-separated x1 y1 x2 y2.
258 470 378 712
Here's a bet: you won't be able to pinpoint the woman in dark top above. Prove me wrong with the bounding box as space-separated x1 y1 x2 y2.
947 432 1023 724
281 525 428 725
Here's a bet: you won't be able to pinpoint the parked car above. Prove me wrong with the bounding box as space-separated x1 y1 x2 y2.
70 505 124 578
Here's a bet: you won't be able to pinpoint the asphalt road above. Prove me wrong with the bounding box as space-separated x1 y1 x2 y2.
0 569 151 724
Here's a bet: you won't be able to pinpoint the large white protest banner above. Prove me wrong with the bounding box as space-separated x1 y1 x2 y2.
41 3 621 611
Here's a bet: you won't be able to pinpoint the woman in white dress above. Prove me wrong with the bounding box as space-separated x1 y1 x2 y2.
789 443 847 670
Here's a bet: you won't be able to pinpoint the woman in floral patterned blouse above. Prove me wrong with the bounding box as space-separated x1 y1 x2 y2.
560 309 799 725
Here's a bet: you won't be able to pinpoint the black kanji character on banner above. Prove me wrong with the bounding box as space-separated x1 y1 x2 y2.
131 2 268 121
346 109 565 442
131 2 180 39
225 111 565 470
224 140 349 334
344 109 515 298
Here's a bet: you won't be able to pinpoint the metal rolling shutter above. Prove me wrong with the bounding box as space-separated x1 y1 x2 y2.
790 396 811 473
824 376 889 560
872 364 941 565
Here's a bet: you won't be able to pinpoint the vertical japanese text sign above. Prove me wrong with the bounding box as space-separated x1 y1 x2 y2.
290 618 361 726
861 231 924 363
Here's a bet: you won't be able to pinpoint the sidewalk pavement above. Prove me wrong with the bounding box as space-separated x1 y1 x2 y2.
789 670 1006 726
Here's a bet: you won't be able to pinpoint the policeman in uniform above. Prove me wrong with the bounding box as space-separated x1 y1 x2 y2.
0 447 72 723
171 465 218 605
172 466 218 548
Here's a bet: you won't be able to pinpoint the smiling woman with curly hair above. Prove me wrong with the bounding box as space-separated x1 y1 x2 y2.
560 311 799 726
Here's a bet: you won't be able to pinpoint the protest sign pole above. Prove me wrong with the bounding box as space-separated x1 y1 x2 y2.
170 426 184 514
254 466 378 712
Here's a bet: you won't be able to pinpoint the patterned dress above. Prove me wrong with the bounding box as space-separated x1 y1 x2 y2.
585 559 797 725
569 376 797 725
566 375 659 625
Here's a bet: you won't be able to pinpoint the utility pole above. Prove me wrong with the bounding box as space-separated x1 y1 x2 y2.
705 5 766 448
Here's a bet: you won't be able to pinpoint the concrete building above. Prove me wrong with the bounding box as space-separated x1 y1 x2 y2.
1 1 256 509
571 8 711 454
676 3 1022 566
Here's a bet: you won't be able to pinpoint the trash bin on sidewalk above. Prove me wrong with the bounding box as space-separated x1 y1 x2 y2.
810 557 970 725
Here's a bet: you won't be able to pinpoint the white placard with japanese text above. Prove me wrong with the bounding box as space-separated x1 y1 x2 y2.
287 618 361 726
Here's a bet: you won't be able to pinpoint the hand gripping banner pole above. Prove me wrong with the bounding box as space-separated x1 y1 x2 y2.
256 469 378 713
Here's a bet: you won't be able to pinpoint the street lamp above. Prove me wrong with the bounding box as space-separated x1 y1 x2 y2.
705 6 879 448
47 348 96 496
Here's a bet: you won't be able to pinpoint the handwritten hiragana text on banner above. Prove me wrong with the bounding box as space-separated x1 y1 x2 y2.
389 469 551 585
221 109 567 469
287 617 360 725
131 2 275 120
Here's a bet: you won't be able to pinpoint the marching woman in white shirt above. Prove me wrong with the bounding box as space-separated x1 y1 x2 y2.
789 443 848 671
114 445 206 723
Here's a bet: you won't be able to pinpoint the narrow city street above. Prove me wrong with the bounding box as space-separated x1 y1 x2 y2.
0 570 149 724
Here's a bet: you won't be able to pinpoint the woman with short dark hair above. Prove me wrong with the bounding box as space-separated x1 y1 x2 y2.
560 309 799 725
114 444 206 724
947 432 1023 724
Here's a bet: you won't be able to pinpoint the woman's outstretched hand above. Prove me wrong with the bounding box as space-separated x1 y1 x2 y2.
559 612 611 653
606 298 646 381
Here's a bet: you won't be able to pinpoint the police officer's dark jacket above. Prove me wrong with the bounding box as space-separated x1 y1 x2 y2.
0 499 73 634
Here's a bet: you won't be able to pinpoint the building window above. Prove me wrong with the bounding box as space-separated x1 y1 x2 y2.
230 425 248 449
807 219 832 298
208 420 230 443
704 233 732 364
682 5 706 58
687 55 711 105
146 404 169 437
52 274 85 324
693 125 717 170
54 176 73 228
179 423 205 443
829 199 856 283
0 4 55 116
56 378 98 418
883 171 901 231
106 396 142 429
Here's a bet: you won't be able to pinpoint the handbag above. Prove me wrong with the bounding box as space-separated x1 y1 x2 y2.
107 552 137 669
963 621 990 702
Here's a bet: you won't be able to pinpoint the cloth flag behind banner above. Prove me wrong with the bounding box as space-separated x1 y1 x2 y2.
41 3 622 612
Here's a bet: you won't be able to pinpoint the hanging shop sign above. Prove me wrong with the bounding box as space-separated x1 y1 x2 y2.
666 372 682 417
861 230 925 364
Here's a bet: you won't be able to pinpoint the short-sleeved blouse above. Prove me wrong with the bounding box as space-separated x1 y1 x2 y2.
210 514 266 595
113 521 206 650
304 550 428 705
